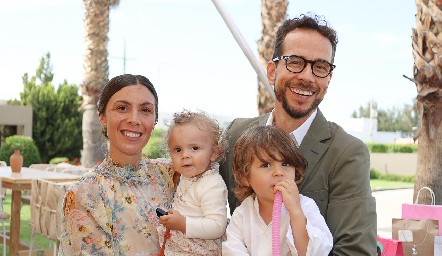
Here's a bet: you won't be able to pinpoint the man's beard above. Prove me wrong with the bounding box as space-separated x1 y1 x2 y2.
274 82 323 119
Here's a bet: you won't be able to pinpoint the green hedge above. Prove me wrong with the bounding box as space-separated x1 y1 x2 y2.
366 143 418 153
0 135 42 166
49 157 69 164
143 136 167 159
142 127 168 159
370 169 415 182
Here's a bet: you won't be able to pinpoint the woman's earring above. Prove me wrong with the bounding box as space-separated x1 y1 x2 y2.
102 125 108 138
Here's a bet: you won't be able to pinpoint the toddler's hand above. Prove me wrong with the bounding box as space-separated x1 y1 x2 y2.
274 179 303 218
159 209 186 234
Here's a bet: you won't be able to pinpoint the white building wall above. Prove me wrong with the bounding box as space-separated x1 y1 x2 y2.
0 102 33 137
340 117 411 144
370 153 417 175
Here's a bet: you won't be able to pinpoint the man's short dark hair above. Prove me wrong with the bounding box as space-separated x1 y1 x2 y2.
272 13 338 63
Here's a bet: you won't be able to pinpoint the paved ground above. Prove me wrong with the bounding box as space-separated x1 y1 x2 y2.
374 188 414 238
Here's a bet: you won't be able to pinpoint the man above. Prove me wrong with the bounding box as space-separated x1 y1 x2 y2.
220 13 377 255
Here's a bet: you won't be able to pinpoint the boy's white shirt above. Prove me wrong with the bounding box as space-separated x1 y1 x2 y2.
222 194 333 256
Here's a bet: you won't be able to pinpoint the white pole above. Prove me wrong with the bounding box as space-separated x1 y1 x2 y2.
211 0 275 99
369 99 373 142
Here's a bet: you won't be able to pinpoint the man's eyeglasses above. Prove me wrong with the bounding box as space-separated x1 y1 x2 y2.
272 55 336 78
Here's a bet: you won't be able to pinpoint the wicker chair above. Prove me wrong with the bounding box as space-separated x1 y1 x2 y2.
28 178 75 256
29 164 56 171
21 164 57 205
60 166 91 176
0 161 6 201
0 178 10 255
45 163 74 172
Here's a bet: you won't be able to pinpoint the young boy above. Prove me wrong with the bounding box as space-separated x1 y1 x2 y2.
222 126 332 256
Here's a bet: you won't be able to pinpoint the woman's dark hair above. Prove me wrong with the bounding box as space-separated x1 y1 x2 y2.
272 12 338 63
98 74 158 124
232 125 307 202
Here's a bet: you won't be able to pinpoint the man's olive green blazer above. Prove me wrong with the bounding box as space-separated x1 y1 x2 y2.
219 109 377 256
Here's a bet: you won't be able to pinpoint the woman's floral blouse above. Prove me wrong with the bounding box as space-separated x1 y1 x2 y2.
59 157 174 256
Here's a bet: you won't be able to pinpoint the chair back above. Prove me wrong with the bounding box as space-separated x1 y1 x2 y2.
0 177 4 212
29 179 75 240
0 161 6 167
60 166 91 176
44 163 72 172
29 164 56 171
54 163 75 172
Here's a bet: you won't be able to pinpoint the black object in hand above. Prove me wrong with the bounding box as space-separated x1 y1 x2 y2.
156 208 168 217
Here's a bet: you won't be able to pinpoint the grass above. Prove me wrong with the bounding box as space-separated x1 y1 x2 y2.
370 179 413 190
1 193 53 256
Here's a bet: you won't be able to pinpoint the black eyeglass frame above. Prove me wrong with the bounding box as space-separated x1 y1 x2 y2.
272 55 336 78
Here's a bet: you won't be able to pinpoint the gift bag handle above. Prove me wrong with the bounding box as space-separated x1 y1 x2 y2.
415 186 435 205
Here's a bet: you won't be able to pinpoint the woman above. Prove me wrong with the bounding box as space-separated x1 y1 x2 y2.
59 74 175 255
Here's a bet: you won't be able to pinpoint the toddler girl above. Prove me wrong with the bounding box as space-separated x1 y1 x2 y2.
157 109 228 255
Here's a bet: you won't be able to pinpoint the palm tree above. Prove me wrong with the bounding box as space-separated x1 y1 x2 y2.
80 0 120 167
257 0 288 114
408 0 442 204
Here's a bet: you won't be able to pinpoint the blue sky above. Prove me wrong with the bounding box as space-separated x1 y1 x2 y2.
0 0 417 124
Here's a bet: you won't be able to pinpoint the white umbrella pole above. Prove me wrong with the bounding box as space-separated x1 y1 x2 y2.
211 0 275 98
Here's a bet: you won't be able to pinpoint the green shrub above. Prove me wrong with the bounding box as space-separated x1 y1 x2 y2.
143 127 168 159
366 143 418 153
151 128 167 139
370 169 382 179
388 144 417 153
143 137 168 158
369 168 415 183
399 175 415 183
49 157 69 164
0 135 42 166
366 143 389 153
383 173 402 182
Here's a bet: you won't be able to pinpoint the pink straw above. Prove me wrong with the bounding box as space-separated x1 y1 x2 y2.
272 191 283 256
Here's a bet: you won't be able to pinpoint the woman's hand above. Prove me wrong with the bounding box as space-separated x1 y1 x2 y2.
159 209 186 234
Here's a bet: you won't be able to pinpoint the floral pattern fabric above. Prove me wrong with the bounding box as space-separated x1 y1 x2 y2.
59 157 174 256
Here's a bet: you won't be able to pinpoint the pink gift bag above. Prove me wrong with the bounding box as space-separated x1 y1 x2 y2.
377 236 404 256
401 186 442 235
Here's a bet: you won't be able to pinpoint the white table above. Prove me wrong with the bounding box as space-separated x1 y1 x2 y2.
0 166 81 255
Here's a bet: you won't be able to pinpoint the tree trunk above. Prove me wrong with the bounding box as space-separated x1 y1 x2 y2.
414 117 442 203
257 0 288 115
80 0 120 167
411 0 442 204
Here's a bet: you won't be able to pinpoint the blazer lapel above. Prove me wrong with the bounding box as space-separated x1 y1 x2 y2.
298 109 331 190
258 113 270 125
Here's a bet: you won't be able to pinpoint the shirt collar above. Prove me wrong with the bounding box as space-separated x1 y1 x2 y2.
266 109 317 147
